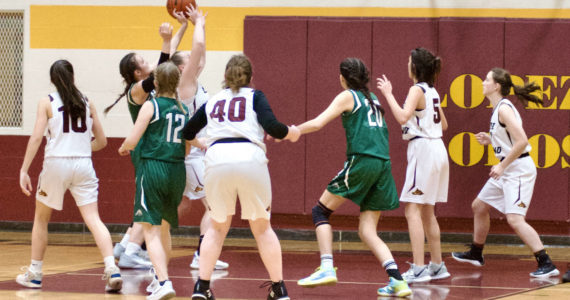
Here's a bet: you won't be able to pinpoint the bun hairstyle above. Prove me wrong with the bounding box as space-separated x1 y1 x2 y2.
224 54 252 93
50 60 86 121
105 53 138 115
340 57 384 115
410 47 441 87
490 67 543 107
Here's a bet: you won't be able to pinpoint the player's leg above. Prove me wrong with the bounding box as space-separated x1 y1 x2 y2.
298 191 345 287
505 213 559 277
192 216 231 298
405 203 426 265
422 204 450 280
119 222 151 269
16 200 53 288
78 202 123 292
452 197 489 266
361 210 410 298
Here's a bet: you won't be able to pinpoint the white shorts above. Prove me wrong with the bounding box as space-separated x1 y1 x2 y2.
36 157 98 210
478 156 536 215
183 156 206 200
400 138 449 205
204 143 271 223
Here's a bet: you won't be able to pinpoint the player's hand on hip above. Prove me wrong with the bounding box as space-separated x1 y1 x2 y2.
19 171 32 196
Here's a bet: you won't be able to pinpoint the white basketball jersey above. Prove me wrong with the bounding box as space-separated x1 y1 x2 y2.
205 87 266 152
402 82 443 140
184 83 209 159
489 99 531 160
44 92 93 158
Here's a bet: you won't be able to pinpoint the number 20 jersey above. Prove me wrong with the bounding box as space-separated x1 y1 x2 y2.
205 87 267 152
44 92 93 158
402 82 443 140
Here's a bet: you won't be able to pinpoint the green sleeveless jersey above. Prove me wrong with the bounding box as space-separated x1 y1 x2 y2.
127 83 153 123
139 97 189 163
342 90 390 160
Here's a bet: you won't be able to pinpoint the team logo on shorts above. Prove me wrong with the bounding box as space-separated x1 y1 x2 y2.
411 188 424 196
517 202 527 208
135 209 143 216
195 186 203 192
38 190 47 196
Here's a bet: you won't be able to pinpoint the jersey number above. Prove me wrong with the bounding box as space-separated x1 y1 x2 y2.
58 107 87 133
366 101 383 128
166 113 185 143
433 98 441 124
209 97 246 122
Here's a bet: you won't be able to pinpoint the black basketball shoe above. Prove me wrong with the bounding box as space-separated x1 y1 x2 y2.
530 263 559 278
261 280 290 300
452 250 484 266
192 279 215 300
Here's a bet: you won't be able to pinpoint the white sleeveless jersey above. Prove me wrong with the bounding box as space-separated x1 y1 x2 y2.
183 83 209 159
44 92 93 158
205 87 266 152
489 98 531 160
402 82 443 140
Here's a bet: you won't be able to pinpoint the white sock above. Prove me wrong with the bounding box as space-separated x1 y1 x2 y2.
120 234 130 248
125 242 141 256
104 256 116 269
382 259 398 271
320 254 334 270
30 259 43 273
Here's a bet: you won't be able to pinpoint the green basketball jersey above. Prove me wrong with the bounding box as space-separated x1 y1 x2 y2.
139 97 189 163
127 83 153 123
342 90 390 160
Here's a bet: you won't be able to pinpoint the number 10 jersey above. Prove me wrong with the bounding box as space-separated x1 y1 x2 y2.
44 92 93 158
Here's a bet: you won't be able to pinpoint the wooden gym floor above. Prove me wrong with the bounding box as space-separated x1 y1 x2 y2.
0 231 569 300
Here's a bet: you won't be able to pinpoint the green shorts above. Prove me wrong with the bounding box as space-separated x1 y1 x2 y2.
327 155 399 212
133 159 185 228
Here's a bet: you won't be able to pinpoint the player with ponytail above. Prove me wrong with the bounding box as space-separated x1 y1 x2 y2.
295 57 411 298
452 68 559 279
17 60 122 292
376 47 450 284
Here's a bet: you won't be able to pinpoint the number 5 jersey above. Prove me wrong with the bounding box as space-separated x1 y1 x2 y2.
402 82 443 140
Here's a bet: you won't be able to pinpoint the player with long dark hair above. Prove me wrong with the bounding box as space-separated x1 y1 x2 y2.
17 60 122 292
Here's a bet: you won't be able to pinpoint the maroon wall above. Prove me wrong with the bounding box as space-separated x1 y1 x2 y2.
243 16 570 221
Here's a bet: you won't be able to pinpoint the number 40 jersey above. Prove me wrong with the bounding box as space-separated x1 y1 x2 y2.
44 92 93 158
402 82 443 140
205 87 267 152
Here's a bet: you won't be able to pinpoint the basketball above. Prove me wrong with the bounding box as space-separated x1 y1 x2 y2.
166 0 196 18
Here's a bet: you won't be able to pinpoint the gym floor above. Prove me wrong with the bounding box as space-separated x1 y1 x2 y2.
0 231 569 299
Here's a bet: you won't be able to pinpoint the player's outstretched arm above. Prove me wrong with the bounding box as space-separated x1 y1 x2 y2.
297 90 353 135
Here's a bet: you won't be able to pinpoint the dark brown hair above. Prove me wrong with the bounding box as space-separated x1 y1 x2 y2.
50 60 86 121
410 47 441 87
104 53 139 114
491 68 543 106
340 57 383 115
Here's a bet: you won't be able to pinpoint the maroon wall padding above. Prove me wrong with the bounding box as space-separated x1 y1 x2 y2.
437 18 506 219
504 20 570 220
304 19 374 216
371 18 439 217
244 17 309 214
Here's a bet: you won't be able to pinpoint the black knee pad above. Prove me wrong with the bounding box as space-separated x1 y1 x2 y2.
312 202 333 227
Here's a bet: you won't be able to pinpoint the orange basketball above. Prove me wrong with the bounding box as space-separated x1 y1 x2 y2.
166 0 196 18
